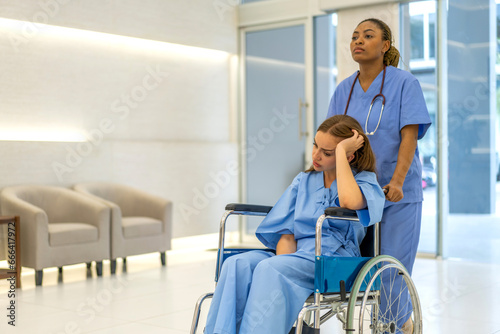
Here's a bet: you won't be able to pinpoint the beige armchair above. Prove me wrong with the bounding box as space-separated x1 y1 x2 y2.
0 185 110 286
73 182 172 274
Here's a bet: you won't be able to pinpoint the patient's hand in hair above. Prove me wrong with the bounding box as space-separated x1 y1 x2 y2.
337 129 364 159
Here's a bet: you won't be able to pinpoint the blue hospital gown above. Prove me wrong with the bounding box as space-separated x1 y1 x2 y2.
204 170 384 334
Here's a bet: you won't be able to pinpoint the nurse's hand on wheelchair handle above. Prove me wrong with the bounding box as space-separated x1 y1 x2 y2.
383 183 404 202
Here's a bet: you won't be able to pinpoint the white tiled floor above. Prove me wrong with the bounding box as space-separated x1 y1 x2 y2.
1 250 500 334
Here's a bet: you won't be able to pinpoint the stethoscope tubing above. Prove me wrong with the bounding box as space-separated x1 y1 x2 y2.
344 65 387 135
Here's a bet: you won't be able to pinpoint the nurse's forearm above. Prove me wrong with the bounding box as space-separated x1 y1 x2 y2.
276 234 297 255
391 124 418 186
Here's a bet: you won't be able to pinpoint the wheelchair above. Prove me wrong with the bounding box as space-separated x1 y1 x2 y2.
191 203 422 334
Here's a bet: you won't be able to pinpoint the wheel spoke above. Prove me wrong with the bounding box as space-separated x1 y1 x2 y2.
348 256 422 333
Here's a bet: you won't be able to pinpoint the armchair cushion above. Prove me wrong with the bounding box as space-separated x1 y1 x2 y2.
49 223 99 246
122 217 162 238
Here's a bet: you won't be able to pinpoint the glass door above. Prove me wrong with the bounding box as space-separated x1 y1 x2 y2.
443 0 499 262
243 22 308 233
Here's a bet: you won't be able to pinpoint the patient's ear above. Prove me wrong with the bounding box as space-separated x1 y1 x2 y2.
347 154 355 163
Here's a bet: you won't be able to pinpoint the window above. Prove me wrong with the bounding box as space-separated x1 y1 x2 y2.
401 0 438 254
314 13 338 129
408 1 437 69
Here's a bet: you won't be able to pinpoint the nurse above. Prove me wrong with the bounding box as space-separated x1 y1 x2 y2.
204 115 385 334
326 18 432 332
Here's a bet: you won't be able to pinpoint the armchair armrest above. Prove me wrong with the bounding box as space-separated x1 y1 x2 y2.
111 186 171 221
0 191 49 247
117 188 172 236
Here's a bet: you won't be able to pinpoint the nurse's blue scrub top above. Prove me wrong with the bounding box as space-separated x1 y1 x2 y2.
256 170 385 257
327 66 432 206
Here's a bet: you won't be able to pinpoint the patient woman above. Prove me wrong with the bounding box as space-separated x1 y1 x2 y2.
204 115 385 334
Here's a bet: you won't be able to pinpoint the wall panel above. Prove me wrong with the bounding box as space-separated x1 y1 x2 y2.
0 0 237 53
0 1 238 239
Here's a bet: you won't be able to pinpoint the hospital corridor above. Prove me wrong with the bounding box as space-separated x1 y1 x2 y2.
1 0 500 333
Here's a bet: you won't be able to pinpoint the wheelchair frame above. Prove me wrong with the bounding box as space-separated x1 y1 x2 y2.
190 204 422 334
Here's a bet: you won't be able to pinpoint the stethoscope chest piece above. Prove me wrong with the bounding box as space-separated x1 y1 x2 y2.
344 65 387 136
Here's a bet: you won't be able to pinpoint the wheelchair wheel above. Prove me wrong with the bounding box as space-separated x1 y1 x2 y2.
346 255 422 334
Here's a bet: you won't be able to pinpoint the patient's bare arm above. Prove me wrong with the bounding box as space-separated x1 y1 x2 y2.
276 234 297 255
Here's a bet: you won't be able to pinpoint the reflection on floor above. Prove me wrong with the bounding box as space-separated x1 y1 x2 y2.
1 250 500 334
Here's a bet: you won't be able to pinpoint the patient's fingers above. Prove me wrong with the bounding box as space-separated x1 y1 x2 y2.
339 130 364 156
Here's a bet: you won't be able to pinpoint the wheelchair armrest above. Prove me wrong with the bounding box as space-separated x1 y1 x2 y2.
225 203 273 214
316 207 359 257
324 207 358 219
215 203 272 283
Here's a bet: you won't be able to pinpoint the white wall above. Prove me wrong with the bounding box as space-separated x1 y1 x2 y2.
0 0 239 238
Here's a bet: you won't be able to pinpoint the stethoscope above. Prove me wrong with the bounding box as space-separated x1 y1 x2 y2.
343 65 386 135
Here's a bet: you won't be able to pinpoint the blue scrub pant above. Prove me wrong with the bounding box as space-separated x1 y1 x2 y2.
204 250 315 334
380 202 422 328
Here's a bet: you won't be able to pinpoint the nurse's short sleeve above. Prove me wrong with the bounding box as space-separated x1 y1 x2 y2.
327 75 352 118
255 173 302 249
354 171 385 227
400 78 432 139
327 89 339 118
